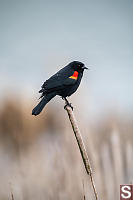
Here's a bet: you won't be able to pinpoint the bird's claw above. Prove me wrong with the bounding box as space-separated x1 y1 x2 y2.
64 102 73 110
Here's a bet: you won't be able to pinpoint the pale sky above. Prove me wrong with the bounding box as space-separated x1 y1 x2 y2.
0 0 133 114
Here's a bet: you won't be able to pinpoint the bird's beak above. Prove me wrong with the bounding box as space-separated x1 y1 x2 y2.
82 66 88 70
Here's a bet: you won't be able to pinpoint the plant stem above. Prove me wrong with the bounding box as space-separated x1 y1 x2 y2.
64 100 98 200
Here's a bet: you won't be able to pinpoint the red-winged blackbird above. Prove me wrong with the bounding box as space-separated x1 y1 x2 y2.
32 61 88 116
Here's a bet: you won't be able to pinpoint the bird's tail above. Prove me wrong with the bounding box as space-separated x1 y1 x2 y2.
32 92 56 116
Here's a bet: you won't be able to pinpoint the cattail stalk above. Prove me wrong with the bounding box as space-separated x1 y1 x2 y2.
64 100 98 200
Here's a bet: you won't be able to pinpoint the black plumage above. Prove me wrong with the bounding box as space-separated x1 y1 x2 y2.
32 61 88 116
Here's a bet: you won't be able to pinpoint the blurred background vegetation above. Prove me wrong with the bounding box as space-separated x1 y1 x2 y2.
0 97 132 200
0 0 133 199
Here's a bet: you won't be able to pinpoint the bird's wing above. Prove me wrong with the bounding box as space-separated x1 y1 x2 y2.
63 75 77 86
40 67 78 92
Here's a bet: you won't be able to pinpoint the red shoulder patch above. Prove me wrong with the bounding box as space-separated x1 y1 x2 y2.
69 71 78 80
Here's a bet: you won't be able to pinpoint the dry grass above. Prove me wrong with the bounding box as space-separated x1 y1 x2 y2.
0 98 132 200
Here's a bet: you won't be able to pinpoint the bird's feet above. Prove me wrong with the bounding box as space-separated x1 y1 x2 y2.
64 103 73 110
63 97 73 110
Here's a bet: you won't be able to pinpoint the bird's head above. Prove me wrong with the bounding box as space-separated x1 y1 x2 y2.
70 61 88 72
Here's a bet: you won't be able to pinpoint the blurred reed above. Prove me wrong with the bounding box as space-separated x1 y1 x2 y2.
0 97 132 200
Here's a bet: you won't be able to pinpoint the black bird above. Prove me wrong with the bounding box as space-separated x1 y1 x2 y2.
32 61 88 116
